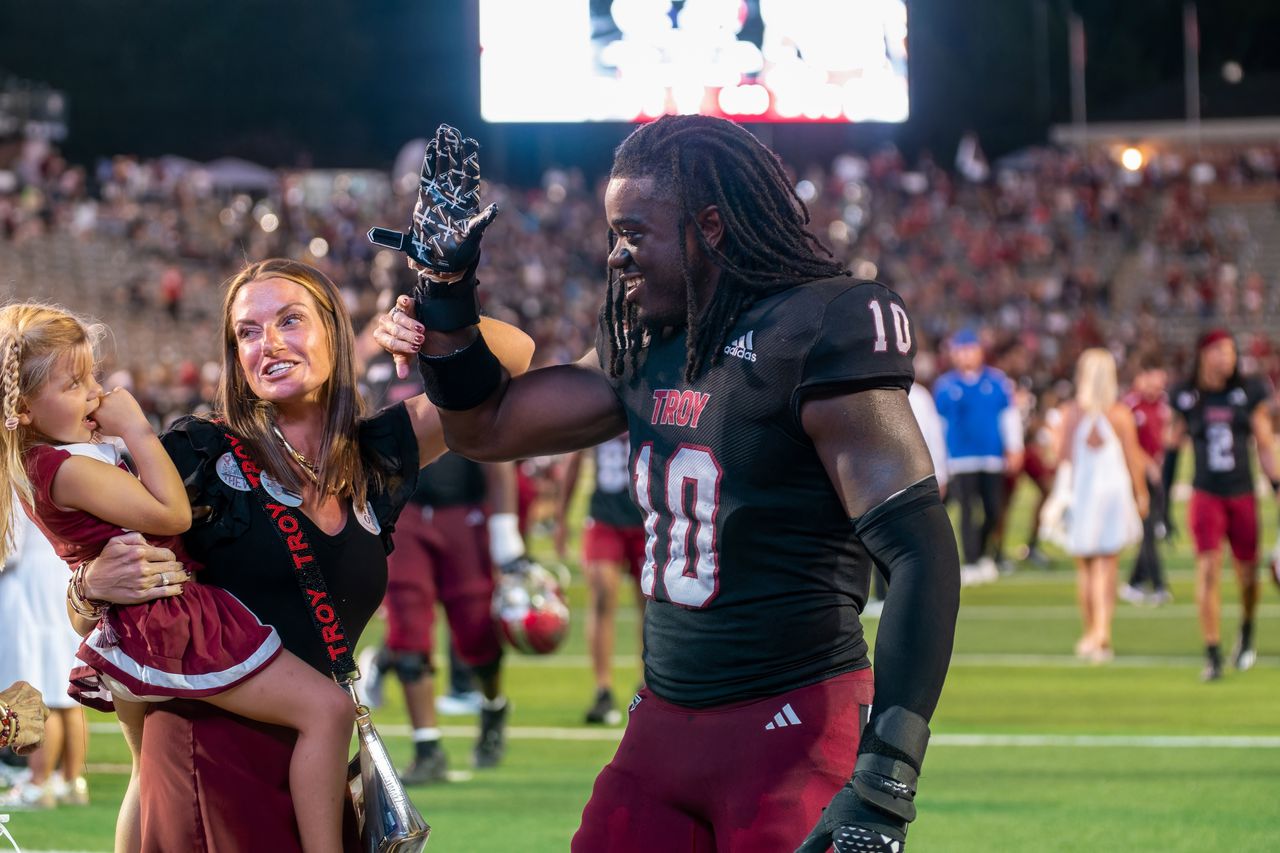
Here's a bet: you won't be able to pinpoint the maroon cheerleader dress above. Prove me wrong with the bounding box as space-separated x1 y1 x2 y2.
23 441 281 712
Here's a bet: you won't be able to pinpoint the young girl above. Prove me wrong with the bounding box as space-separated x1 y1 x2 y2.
0 302 352 853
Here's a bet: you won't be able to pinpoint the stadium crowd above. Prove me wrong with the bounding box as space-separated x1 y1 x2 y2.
4 139 1279 410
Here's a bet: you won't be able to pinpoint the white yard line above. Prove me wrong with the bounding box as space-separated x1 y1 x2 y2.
948 652 1278 668
81 726 1280 750
954 604 1280 619
443 650 1278 668
930 734 1280 748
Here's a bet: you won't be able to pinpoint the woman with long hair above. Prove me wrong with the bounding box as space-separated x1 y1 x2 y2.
1049 348 1148 663
65 258 532 850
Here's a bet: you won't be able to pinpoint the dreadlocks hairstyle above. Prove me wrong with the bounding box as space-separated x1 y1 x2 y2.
603 115 850 381
0 302 104 565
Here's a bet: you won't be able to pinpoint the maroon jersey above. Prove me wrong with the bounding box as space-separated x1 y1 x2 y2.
598 278 915 707
23 442 192 570
1123 391 1169 462
1171 376 1272 496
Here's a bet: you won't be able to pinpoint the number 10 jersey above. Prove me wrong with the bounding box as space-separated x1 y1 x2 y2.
599 278 916 707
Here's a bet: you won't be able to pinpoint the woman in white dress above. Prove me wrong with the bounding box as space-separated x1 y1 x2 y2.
0 505 89 808
1049 350 1149 663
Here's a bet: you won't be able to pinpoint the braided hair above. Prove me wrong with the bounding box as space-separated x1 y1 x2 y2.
602 115 849 381
1 339 20 433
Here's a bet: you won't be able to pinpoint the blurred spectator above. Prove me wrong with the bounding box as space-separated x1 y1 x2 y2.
1044 349 1147 664
0 513 87 809
934 329 1023 584
1 136 1277 440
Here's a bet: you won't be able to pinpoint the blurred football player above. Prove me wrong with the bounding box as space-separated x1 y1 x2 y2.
377 116 959 852
1121 355 1173 605
555 435 648 724
360 329 523 781
1169 330 1279 681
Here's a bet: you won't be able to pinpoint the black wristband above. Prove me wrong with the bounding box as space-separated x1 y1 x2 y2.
412 257 482 332
858 706 931 770
418 333 503 411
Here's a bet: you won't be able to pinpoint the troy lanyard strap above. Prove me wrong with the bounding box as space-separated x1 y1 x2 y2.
219 427 358 682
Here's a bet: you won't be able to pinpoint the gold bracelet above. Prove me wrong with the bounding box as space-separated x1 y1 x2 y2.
68 562 108 620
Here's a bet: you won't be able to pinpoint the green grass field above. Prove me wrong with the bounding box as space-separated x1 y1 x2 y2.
5 480 1280 852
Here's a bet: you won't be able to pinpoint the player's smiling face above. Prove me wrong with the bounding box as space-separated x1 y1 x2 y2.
605 176 713 329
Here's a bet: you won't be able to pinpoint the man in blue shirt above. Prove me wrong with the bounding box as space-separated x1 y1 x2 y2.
934 329 1024 583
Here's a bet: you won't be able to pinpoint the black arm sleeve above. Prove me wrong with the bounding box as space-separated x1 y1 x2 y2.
852 476 960 730
1160 445 1179 519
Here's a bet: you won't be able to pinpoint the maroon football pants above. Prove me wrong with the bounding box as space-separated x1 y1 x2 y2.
572 668 874 852
383 504 502 666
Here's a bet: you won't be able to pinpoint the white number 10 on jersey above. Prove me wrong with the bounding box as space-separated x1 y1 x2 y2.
868 298 912 354
633 444 722 608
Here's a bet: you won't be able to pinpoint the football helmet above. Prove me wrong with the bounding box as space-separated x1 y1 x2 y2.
492 558 570 655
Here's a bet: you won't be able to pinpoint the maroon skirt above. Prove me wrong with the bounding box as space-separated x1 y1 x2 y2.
69 582 281 712
139 701 360 852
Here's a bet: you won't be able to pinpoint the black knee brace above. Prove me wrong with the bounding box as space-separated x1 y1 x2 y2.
388 651 434 684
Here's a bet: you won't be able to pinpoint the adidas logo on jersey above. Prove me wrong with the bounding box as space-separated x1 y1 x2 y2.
764 703 802 730
724 330 757 362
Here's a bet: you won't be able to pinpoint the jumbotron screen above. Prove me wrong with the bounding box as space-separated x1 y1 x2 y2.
480 0 909 123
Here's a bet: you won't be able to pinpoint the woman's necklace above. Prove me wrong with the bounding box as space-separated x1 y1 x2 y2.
271 423 320 484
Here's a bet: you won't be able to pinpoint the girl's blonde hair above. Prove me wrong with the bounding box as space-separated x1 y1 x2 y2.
1074 347 1119 415
216 259 374 507
0 302 105 564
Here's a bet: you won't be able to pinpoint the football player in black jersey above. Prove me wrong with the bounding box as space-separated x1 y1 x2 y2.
376 116 960 852
555 435 648 724
1169 329 1279 680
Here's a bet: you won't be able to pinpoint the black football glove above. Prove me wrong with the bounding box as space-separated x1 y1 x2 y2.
794 780 906 853
795 708 930 853
368 124 499 331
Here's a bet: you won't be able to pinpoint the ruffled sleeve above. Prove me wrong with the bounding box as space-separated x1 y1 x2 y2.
160 416 254 553
358 402 419 553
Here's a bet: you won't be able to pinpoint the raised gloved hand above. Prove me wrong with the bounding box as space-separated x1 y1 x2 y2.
368 124 499 331
795 707 929 853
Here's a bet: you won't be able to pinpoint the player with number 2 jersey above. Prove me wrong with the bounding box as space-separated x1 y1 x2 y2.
1169 329 1279 680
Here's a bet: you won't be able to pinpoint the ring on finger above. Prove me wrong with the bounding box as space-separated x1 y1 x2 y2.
159 572 168 587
